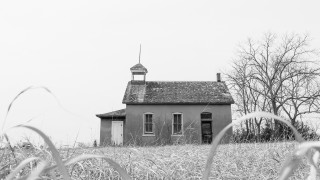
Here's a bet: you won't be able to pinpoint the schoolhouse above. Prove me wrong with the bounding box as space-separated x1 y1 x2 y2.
96 62 234 146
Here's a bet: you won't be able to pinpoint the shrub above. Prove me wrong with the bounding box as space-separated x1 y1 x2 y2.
231 119 320 143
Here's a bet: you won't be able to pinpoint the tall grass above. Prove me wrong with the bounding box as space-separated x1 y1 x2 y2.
0 87 130 180
1 87 320 179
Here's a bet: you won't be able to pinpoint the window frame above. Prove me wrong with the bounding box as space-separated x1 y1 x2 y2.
143 112 155 136
172 113 183 136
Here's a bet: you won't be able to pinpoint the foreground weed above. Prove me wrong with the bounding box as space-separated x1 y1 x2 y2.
0 86 130 180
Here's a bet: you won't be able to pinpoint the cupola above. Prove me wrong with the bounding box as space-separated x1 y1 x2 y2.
130 44 147 81
130 63 148 81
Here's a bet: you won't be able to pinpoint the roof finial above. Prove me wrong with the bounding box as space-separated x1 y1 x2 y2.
139 44 141 64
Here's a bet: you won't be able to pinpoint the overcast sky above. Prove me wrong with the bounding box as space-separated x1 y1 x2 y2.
1 0 320 146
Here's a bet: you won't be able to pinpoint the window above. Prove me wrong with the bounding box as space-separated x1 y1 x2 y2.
201 112 212 120
144 113 154 134
172 113 183 135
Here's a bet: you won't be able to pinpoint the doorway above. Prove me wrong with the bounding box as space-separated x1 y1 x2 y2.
111 121 123 145
201 121 212 144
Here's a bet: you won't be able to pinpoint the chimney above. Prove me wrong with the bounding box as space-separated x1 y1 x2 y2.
217 73 221 82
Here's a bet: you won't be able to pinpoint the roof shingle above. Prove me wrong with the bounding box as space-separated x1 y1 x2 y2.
122 81 234 105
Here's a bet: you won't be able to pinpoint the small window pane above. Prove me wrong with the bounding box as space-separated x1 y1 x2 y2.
144 114 153 134
173 114 182 134
201 112 212 119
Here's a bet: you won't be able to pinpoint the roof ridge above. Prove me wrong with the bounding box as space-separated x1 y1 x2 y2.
136 81 223 83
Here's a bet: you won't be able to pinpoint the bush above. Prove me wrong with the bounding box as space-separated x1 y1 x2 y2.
231 120 320 143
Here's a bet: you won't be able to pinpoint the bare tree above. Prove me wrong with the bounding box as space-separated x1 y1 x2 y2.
281 71 320 124
227 32 320 139
226 58 270 141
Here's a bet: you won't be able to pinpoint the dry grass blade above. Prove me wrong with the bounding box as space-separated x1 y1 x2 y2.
66 130 80 158
1 86 60 131
26 160 48 180
295 141 320 156
295 141 320 174
237 112 304 142
3 133 18 165
278 155 302 180
14 125 71 180
202 123 232 180
202 111 304 180
279 141 320 180
5 157 40 180
307 151 319 180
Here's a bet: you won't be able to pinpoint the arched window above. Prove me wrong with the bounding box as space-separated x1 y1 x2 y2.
201 112 212 120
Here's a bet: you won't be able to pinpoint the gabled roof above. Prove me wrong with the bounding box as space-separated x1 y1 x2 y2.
122 81 234 105
130 63 148 73
96 109 126 119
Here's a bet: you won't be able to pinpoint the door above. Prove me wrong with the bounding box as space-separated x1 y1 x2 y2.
201 121 212 144
111 121 123 145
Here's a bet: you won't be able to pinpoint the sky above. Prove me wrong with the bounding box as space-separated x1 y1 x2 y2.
1 0 320 146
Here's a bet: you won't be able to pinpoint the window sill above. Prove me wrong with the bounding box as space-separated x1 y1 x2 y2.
201 119 212 121
142 134 155 137
171 134 183 136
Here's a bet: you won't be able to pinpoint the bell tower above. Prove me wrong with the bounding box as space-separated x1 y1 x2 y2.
130 45 148 81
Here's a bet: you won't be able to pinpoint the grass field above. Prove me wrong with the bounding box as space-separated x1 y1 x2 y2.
0 141 312 179
1 88 318 179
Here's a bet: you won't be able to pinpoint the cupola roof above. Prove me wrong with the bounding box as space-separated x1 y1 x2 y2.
130 63 148 73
